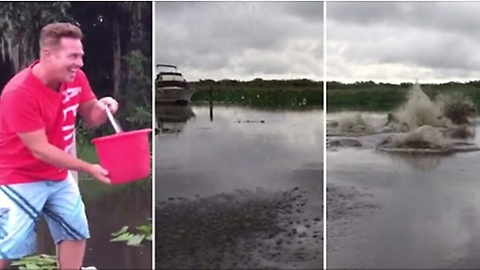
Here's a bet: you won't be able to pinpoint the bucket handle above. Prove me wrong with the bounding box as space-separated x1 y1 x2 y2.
105 106 123 133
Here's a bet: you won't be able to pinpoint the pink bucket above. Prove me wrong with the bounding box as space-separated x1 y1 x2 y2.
91 128 152 184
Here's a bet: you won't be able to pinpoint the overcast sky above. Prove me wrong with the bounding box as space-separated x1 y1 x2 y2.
328 2 480 84
155 1 323 81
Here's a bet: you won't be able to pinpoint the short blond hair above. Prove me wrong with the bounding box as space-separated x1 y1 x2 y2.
39 22 83 49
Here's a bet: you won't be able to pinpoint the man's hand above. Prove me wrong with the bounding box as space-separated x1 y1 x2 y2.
78 97 119 127
97 97 119 114
87 164 111 184
17 129 112 184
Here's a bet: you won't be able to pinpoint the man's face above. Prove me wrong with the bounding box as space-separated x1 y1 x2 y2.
45 37 84 83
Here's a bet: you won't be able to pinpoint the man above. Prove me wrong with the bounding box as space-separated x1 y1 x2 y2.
0 22 119 269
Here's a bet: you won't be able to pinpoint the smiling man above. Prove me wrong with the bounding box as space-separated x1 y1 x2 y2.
0 22 119 269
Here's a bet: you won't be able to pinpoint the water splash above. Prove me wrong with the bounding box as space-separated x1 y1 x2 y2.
435 92 476 125
328 81 478 153
327 112 377 135
387 82 451 132
382 125 448 150
381 82 477 152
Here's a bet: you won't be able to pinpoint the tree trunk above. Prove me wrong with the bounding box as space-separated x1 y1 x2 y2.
112 15 121 99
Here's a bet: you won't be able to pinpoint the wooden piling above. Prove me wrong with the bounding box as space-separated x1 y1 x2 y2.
209 86 213 121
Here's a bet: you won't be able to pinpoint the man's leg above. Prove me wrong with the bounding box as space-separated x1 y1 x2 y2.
0 183 48 269
56 240 86 269
44 174 90 270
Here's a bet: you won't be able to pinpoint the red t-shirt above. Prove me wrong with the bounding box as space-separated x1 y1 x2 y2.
0 60 96 185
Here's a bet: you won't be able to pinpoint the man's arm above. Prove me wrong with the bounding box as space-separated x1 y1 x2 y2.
78 99 107 128
17 129 94 173
0 86 110 183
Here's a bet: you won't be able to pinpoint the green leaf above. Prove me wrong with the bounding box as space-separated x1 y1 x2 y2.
37 255 56 265
14 255 41 262
111 232 133 242
136 224 151 234
12 254 57 270
146 234 153 241
25 263 40 269
111 226 129 237
11 261 27 266
127 234 145 246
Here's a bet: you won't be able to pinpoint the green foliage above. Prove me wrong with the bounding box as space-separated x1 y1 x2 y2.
190 79 323 110
125 106 152 127
118 50 152 130
194 78 322 88
0 2 75 72
74 49 152 144
111 220 152 247
327 81 480 112
11 220 152 269
11 254 57 270
327 87 406 112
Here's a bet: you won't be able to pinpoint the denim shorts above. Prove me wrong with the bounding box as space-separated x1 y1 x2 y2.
0 173 90 260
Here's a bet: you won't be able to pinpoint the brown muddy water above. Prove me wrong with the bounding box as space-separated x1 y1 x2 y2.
155 105 323 269
37 178 153 269
327 111 480 269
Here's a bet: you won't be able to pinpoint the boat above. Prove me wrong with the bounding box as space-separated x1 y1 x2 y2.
155 64 195 105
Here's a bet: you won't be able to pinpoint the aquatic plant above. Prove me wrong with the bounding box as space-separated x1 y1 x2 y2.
12 255 97 270
110 220 152 246
10 254 57 270
11 221 152 270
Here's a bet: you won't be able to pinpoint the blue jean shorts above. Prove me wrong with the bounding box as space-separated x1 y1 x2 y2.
0 173 90 260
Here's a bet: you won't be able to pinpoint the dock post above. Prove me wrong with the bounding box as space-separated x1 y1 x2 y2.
209 86 213 121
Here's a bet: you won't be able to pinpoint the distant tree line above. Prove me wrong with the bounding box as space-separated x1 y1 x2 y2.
189 79 480 91
327 80 480 112
327 80 480 90
191 78 323 90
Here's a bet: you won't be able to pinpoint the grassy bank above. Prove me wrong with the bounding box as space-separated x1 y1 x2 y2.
190 79 323 110
327 81 480 112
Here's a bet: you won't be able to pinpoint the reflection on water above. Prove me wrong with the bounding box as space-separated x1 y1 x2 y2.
37 179 152 269
155 105 323 269
327 111 480 269
156 105 195 134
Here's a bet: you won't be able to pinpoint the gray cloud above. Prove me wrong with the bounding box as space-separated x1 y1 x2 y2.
327 2 480 83
156 1 323 81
